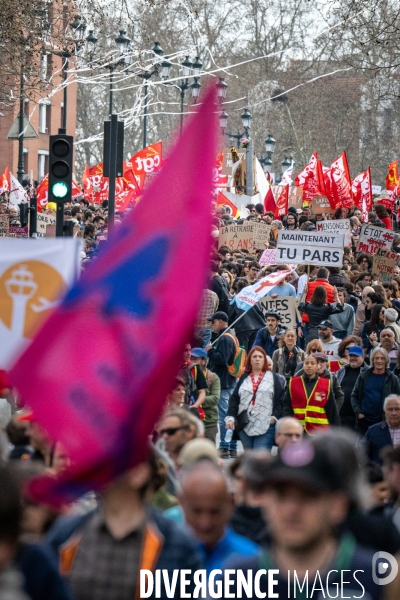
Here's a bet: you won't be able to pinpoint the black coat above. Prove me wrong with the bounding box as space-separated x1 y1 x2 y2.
363 421 393 464
208 275 230 314
207 329 236 389
228 302 265 334
351 368 400 420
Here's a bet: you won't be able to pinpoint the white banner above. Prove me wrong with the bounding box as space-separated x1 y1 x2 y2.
0 239 82 367
357 224 394 254
276 231 344 266
316 219 351 247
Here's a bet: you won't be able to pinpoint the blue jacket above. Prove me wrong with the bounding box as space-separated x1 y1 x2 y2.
363 420 393 464
253 325 285 358
196 527 260 572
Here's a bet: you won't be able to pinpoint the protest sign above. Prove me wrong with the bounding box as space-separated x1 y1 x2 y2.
8 226 28 238
259 248 277 266
259 296 298 330
316 219 351 247
372 248 398 283
232 270 291 311
221 148 246 175
37 211 56 238
253 222 271 249
218 223 255 254
287 186 304 211
276 231 344 266
357 224 394 254
0 215 9 237
312 196 334 214
0 238 82 368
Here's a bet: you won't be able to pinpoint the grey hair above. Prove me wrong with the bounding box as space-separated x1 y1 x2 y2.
383 394 400 411
275 416 303 435
370 346 389 367
271 220 283 229
384 308 398 323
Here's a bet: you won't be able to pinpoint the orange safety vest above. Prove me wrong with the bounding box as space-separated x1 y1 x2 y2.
290 375 331 435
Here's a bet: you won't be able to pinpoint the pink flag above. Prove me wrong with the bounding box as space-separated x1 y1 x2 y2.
10 88 218 507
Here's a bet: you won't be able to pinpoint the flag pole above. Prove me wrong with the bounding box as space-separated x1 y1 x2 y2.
210 306 256 347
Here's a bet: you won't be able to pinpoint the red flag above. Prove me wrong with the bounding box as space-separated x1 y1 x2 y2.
72 180 83 200
295 152 325 201
386 160 399 191
82 165 93 201
36 175 48 212
323 151 352 210
126 142 162 175
0 166 10 193
9 87 218 507
351 168 372 215
217 191 240 218
274 185 289 218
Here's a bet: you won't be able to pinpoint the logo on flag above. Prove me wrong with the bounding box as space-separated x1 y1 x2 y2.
232 270 292 311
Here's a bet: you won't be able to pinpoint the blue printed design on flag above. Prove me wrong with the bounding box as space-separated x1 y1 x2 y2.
66 237 169 317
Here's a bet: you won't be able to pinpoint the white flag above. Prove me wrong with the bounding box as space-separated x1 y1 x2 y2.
232 270 292 311
9 173 28 206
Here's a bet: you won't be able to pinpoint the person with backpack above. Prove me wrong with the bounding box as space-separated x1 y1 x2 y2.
190 348 221 443
206 311 245 458
226 346 285 450
252 310 285 358
178 344 207 414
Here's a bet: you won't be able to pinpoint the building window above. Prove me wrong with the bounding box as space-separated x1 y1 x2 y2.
38 151 49 181
39 100 51 133
40 54 48 81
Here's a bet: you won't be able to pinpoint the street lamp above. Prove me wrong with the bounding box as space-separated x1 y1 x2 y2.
115 30 130 54
265 134 276 155
240 108 252 134
263 156 273 174
216 78 228 104
219 111 228 132
281 156 291 173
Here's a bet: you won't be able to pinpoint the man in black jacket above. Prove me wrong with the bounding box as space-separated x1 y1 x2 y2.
208 261 230 314
229 280 266 352
363 394 400 464
337 346 367 431
351 347 400 436
206 311 237 458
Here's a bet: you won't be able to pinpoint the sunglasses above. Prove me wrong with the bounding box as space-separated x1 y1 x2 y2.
309 348 319 353
160 426 186 436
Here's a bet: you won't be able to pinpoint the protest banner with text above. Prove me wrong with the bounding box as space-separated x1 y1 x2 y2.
37 211 56 238
312 196 335 214
372 248 398 283
316 219 351 247
259 296 298 330
218 223 255 254
357 224 394 254
276 231 344 266
253 222 271 250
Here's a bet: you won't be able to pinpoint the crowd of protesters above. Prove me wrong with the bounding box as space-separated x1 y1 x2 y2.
1 194 400 598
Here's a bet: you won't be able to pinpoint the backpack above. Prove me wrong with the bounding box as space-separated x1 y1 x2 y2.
223 332 247 378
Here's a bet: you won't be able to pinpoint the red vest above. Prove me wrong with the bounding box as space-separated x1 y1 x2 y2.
290 376 330 435
302 279 335 323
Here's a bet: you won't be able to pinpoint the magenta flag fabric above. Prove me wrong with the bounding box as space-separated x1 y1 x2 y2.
10 88 217 506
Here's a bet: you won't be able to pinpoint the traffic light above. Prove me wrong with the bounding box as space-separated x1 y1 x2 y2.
48 134 73 203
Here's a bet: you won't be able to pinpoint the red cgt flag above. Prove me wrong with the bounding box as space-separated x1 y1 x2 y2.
274 185 289 218
323 151 352 210
386 160 399 191
295 152 325 202
351 167 372 215
217 191 240 218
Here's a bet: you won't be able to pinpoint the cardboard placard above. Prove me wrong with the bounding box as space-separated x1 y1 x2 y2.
357 224 394 254
253 222 271 250
259 296 298 330
372 248 398 282
276 231 344 266
45 224 56 238
0 215 9 237
316 219 351 247
221 148 246 175
287 186 304 211
259 248 277 266
312 196 334 214
37 211 56 238
218 223 255 254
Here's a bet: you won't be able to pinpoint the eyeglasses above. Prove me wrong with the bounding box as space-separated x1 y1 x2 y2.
159 426 186 436
250 209 256 213
309 348 318 353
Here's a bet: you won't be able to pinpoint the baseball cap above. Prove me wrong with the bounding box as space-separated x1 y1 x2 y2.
313 352 328 362
190 347 208 359
177 438 219 467
264 310 282 320
265 439 342 493
207 311 229 322
317 320 334 330
347 345 363 357
307 224 316 231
